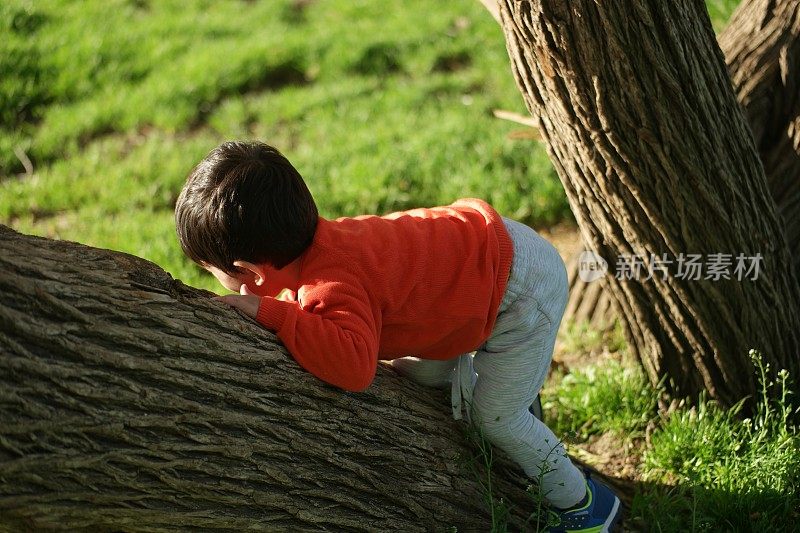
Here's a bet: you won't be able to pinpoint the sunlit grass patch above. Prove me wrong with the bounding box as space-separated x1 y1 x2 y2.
706 0 742 32
633 350 800 531
1 0 572 274
543 358 660 442
2 0 738 284
559 318 627 358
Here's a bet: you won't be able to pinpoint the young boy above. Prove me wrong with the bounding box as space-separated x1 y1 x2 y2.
175 140 622 532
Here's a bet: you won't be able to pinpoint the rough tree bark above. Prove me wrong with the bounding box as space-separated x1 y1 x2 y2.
0 226 538 530
562 253 616 333
494 0 800 407
562 0 800 346
719 0 800 280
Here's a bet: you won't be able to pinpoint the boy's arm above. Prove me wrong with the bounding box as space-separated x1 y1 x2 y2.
223 278 380 393
258 279 379 392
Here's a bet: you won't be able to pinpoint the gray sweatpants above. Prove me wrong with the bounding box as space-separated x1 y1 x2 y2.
390 217 586 508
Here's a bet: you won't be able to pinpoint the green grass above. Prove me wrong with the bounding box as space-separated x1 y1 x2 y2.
547 323 800 532
560 318 628 358
1 0 739 294
706 0 742 32
547 318 658 441
633 350 800 532
0 0 569 293
544 357 660 441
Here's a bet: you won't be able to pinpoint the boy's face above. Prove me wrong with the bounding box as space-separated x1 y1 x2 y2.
204 264 247 293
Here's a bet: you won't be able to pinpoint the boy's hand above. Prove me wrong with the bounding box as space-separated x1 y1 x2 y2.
213 284 260 319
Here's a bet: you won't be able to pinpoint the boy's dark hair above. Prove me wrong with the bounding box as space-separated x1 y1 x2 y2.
175 140 318 273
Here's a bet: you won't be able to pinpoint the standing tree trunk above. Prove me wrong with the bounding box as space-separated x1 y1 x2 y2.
0 226 539 530
556 2 800 332
494 0 800 407
560 0 800 346
719 0 800 280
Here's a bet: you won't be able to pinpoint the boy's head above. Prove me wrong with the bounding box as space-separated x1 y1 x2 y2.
175 140 318 279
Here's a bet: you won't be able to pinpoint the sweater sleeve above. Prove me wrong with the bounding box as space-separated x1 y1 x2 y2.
255 278 380 393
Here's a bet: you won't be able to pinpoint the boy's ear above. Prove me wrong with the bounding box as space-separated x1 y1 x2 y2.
233 260 268 286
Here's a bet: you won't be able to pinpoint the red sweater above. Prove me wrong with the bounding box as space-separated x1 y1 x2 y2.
255 198 514 392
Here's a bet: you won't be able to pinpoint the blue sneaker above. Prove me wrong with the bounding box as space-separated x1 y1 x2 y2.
546 474 622 532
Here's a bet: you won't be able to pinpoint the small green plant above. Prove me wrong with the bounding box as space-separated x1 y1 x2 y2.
521 439 564 533
463 417 511 532
543 358 660 441
460 405 563 532
634 349 800 532
560 319 605 356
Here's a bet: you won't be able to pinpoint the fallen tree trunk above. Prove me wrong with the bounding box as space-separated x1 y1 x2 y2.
0 225 536 531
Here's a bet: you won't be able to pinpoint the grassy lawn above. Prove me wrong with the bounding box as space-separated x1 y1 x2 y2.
6 0 794 531
0 0 741 292
549 323 800 532
1 0 571 292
